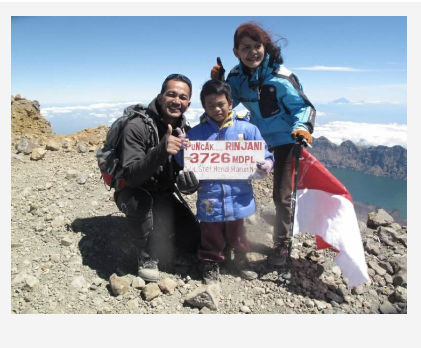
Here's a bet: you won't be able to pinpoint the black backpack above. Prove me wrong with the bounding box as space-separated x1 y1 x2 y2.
95 103 159 190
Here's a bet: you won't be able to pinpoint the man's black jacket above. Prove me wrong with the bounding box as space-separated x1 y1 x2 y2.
116 98 190 192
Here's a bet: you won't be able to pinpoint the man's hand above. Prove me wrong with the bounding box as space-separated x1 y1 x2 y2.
176 170 199 194
291 129 312 145
166 124 183 155
211 57 226 80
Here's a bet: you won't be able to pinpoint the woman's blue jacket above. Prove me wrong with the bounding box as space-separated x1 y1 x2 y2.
226 54 316 149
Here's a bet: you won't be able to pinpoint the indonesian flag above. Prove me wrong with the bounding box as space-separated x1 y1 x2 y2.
293 149 369 287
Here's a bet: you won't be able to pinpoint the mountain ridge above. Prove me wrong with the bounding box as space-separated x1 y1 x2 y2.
309 136 407 181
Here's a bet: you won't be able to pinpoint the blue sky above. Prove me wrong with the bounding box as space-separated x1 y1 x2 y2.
11 15 407 147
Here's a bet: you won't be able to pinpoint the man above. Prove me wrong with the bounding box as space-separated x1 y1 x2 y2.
114 74 200 282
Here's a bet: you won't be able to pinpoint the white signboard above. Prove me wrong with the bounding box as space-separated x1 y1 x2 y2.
183 140 265 180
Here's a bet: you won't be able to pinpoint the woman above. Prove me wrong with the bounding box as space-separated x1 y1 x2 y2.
211 21 316 267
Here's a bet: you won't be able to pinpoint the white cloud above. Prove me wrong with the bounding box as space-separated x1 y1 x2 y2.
315 121 407 148
293 66 363 72
48 109 72 114
89 113 107 118
41 101 140 114
184 108 204 126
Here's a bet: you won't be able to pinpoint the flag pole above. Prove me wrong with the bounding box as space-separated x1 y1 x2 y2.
278 136 310 284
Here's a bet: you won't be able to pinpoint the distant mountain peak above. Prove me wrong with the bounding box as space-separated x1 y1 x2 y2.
331 97 353 104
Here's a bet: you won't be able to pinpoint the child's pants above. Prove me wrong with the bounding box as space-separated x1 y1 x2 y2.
198 219 249 262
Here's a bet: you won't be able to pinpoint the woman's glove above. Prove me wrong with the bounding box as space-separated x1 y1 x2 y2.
211 57 225 80
291 129 312 145
176 170 199 194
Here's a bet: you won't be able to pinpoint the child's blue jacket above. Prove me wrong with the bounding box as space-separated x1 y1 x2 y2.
186 111 274 222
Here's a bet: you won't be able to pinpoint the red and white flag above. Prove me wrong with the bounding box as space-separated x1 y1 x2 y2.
293 149 369 287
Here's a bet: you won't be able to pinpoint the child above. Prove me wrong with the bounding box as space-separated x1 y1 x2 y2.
186 79 274 284
211 21 316 267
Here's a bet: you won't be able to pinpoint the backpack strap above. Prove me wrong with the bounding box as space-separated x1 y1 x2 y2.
272 66 316 133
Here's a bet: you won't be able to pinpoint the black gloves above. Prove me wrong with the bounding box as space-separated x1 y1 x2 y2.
176 170 199 194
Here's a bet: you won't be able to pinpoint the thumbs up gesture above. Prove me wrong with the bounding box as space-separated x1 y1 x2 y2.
211 57 226 81
165 124 183 155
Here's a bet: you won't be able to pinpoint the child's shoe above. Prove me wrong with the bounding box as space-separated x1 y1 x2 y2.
202 261 220 284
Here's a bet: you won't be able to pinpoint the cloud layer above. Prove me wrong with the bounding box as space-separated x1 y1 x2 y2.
315 121 407 148
41 102 407 148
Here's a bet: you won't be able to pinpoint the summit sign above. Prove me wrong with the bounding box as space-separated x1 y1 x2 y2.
183 140 265 180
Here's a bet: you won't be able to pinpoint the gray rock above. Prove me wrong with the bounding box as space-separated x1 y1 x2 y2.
157 278 178 295
142 283 161 301
314 300 327 310
62 138 75 149
60 237 72 246
71 276 88 290
368 260 387 276
390 286 407 303
379 301 398 314
364 240 380 256
185 284 220 311
132 277 146 289
24 275 40 291
46 140 60 151
30 148 47 161
16 138 39 155
325 290 344 304
109 274 130 296
393 271 407 287
76 174 88 184
352 285 366 295
378 261 394 275
367 209 394 228
77 145 88 153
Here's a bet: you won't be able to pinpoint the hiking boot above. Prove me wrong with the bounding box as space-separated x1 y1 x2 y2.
234 253 258 280
137 256 159 282
202 261 220 285
267 241 290 266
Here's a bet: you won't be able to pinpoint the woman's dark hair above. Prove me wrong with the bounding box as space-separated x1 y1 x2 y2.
200 80 233 108
234 21 284 65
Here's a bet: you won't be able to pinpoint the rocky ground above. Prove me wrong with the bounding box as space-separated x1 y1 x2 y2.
11 141 408 314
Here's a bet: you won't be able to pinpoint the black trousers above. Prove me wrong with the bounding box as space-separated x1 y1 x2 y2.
272 143 294 244
115 187 200 258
